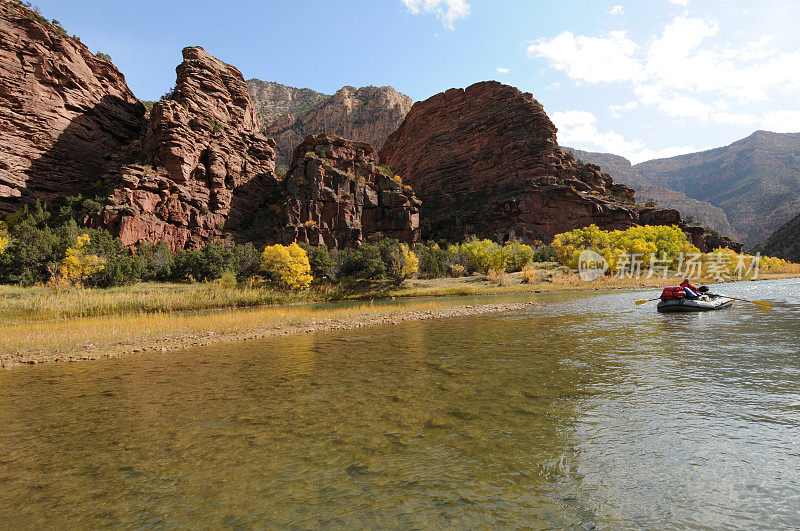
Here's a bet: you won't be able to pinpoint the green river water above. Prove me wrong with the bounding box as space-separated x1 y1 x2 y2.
1 278 799 528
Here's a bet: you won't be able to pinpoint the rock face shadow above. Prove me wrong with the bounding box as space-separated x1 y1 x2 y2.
3 94 145 211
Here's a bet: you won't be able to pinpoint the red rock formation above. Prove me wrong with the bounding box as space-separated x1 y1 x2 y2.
260 85 412 169
98 47 279 250
378 81 638 242
0 1 145 210
284 134 420 248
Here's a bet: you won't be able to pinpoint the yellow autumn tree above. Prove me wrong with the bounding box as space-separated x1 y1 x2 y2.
389 243 419 282
552 224 699 273
260 243 313 290
54 233 105 288
0 221 7 256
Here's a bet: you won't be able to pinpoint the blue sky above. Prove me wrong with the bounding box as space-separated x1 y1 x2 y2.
34 0 800 163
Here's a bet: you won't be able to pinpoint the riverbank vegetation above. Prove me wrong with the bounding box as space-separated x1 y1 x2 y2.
3 197 800 368
2 199 799 320
553 224 800 278
0 197 555 289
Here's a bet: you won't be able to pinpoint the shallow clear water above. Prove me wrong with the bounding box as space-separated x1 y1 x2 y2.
1 279 799 528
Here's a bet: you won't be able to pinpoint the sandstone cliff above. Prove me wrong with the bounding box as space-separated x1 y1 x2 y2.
0 1 145 210
284 134 420 248
249 81 412 170
378 81 638 243
97 47 279 250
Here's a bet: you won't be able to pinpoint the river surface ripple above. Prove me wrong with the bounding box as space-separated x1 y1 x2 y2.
1 279 799 528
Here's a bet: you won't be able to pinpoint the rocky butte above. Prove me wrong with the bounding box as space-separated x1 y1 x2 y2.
96 46 280 250
379 81 639 243
0 1 145 210
284 134 420 248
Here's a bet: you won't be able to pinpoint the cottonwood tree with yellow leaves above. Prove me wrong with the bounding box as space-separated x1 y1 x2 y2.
551 224 699 273
388 243 419 282
0 221 7 256
260 243 313 290
49 233 105 290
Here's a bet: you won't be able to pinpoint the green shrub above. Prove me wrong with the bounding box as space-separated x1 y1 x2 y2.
219 269 238 289
299 243 338 280
138 241 175 281
83 228 142 287
414 242 449 279
339 245 385 279
451 238 499 274
532 244 557 263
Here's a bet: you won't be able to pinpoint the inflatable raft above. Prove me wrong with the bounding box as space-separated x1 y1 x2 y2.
657 294 734 313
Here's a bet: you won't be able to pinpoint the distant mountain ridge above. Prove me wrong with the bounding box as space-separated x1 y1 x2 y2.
754 212 800 262
246 80 412 169
564 148 736 237
633 131 800 247
246 80 329 124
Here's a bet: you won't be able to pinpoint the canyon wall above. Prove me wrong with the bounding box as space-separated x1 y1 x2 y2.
634 131 800 247
379 81 639 243
0 1 145 210
97 47 280 250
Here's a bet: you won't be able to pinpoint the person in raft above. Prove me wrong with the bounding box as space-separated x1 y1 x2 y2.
680 278 702 299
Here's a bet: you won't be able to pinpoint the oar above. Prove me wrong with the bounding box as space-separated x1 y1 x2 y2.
635 297 661 305
710 294 772 310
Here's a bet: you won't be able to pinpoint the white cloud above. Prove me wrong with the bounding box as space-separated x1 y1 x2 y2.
402 0 470 29
609 100 638 117
608 5 624 15
762 110 800 133
656 95 714 120
668 0 689 5
529 14 800 123
527 31 642 83
496 67 510 74
552 110 702 163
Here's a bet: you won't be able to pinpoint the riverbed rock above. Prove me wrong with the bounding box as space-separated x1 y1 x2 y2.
0 1 145 210
378 81 639 243
284 133 420 248
97 46 280 250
